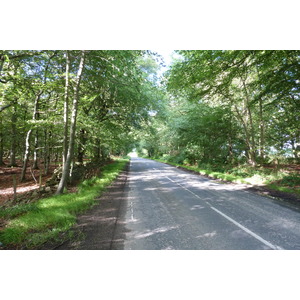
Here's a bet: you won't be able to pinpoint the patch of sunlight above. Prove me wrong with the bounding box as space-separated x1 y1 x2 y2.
196 231 217 238
190 205 205 210
243 174 265 185
128 151 138 158
135 225 179 239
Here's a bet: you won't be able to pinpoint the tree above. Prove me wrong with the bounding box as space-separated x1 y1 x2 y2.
56 50 86 194
166 50 300 165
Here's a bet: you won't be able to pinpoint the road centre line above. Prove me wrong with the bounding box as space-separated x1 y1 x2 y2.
153 167 283 250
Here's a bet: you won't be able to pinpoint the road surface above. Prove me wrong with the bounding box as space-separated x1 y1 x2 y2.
112 157 300 250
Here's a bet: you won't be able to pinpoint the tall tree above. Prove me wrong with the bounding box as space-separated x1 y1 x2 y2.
56 50 86 194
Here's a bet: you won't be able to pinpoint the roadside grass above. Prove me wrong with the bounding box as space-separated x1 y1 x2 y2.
0 158 129 249
147 157 300 197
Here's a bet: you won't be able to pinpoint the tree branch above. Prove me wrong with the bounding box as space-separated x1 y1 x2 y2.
0 104 12 112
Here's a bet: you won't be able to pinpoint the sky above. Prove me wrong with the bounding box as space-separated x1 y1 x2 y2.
154 49 175 67
150 49 182 77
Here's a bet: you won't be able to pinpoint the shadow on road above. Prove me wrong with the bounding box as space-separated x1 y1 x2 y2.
55 164 130 250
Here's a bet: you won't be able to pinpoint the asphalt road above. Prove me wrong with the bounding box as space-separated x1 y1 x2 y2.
112 157 300 250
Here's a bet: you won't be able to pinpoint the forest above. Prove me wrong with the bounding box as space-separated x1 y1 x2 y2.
1 50 300 198
138 50 300 192
0 50 300 249
0 50 163 202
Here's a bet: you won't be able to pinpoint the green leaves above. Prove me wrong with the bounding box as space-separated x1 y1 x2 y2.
144 50 300 166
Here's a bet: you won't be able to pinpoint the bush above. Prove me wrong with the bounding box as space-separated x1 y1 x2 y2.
280 174 300 187
166 154 186 165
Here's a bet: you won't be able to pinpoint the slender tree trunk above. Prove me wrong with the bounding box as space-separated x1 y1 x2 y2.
63 51 70 168
258 97 265 160
291 139 300 161
9 103 18 167
32 130 39 169
242 80 256 166
56 50 86 194
33 92 40 169
94 138 100 162
20 129 32 181
227 104 234 164
77 128 87 164
0 114 5 165
255 67 265 161
20 91 42 182
43 129 50 175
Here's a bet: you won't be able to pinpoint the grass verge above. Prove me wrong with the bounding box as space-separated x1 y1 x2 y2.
147 157 300 197
0 158 129 249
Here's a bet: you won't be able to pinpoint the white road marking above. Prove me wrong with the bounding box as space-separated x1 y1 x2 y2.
153 167 284 250
210 206 283 250
165 175 210 205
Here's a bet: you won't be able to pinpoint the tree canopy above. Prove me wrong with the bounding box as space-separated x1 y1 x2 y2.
137 50 300 167
1 50 299 193
0 50 162 192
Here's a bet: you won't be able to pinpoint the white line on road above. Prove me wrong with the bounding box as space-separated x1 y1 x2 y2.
165 174 210 205
153 167 284 250
210 206 283 250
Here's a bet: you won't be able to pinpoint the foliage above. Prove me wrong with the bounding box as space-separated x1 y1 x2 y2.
0 50 161 181
137 50 300 174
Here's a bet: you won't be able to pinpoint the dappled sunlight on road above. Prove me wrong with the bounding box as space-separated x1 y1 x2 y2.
129 158 254 195
122 157 300 249
134 225 180 239
196 231 217 238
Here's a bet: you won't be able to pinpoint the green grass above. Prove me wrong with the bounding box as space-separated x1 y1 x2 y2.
0 158 129 249
148 157 300 197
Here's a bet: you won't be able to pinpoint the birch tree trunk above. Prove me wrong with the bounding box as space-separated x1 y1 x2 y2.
56 50 86 195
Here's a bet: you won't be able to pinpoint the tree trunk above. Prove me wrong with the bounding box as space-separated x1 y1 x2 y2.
0 114 5 165
32 130 39 169
258 97 265 160
92 138 102 163
77 128 87 164
20 91 42 182
43 129 50 175
63 51 70 168
9 104 18 167
291 139 300 160
255 66 265 161
20 129 32 181
242 79 256 166
32 90 40 169
56 50 86 194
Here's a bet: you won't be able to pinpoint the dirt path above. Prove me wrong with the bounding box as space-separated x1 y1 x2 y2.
54 163 129 250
